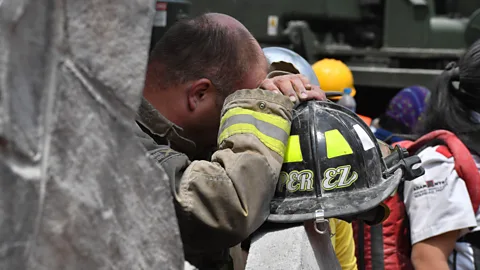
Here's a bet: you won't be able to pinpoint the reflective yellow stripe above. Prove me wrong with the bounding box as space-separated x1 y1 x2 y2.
219 114 289 143
284 135 303 163
220 107 290 134
218 123 286 157
218 107 291 157
325 129 353 159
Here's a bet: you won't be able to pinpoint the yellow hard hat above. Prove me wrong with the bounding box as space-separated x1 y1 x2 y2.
312 58 356 97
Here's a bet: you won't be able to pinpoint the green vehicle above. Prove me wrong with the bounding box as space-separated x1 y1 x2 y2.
188 0 480 116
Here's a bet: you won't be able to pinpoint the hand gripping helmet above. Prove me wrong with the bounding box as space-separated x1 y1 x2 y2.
312 59 356 100
268 101 424 227
263 47 320 86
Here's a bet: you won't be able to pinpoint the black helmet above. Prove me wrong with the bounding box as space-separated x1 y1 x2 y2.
268 101 424 225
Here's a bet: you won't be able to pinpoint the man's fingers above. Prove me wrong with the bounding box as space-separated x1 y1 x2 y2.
260 80 281 94
275 79 298 102
291 78 308 100
297 74 310 85
260 74 321 102
307 85 327 101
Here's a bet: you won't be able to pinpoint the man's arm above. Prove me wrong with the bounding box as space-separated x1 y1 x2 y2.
173 89 293 252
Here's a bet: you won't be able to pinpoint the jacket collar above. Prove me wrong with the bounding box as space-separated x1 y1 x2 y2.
136 98 196 154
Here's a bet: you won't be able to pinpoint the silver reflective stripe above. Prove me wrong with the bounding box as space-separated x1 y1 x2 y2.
219 114 289 144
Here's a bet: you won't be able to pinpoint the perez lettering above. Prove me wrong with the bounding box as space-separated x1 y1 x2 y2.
322 165 358 190
278 170 314 193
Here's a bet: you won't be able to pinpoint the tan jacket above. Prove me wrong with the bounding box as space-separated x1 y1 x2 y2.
135 88 293 267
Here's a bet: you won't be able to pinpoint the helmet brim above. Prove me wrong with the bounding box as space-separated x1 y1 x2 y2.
267 168 403 223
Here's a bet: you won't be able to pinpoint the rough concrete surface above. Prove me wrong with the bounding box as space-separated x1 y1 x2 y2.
0 0 184 269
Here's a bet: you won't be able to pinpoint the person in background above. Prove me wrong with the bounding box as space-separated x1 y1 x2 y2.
404 41 480 270
330 218 358 270
370 86 430 144
138 13 326 269
352 85 430 270
312 58 357 97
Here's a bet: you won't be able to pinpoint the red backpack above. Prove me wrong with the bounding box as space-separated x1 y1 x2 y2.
353 130 480 270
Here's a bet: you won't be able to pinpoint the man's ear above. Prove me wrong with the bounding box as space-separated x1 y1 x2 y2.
187 78 214 111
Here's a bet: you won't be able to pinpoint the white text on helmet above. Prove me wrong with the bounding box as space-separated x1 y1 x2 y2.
278 170 315 193
322 165 358 190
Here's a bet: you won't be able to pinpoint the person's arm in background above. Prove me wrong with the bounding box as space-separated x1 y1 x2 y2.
404 147 477 270
411 230 459 270
333 219 358 270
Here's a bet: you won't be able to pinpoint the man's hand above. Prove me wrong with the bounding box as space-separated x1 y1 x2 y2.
259 74 326 102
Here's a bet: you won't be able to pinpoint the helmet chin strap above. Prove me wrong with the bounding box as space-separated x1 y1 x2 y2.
313 209 329 235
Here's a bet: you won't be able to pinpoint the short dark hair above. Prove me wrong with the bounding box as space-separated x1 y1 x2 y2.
417 39 480 154
148 14 261 97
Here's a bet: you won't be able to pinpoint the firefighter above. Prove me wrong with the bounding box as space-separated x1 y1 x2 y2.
136 13 326 269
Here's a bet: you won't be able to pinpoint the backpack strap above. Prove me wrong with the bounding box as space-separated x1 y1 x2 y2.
398 130 480 213
393 140 414 149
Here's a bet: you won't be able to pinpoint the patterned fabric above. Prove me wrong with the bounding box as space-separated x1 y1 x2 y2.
385 86 430 131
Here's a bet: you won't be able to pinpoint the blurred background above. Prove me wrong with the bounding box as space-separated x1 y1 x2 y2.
150 0 480 118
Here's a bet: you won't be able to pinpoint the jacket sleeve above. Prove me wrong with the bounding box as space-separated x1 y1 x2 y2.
173 88 293 252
